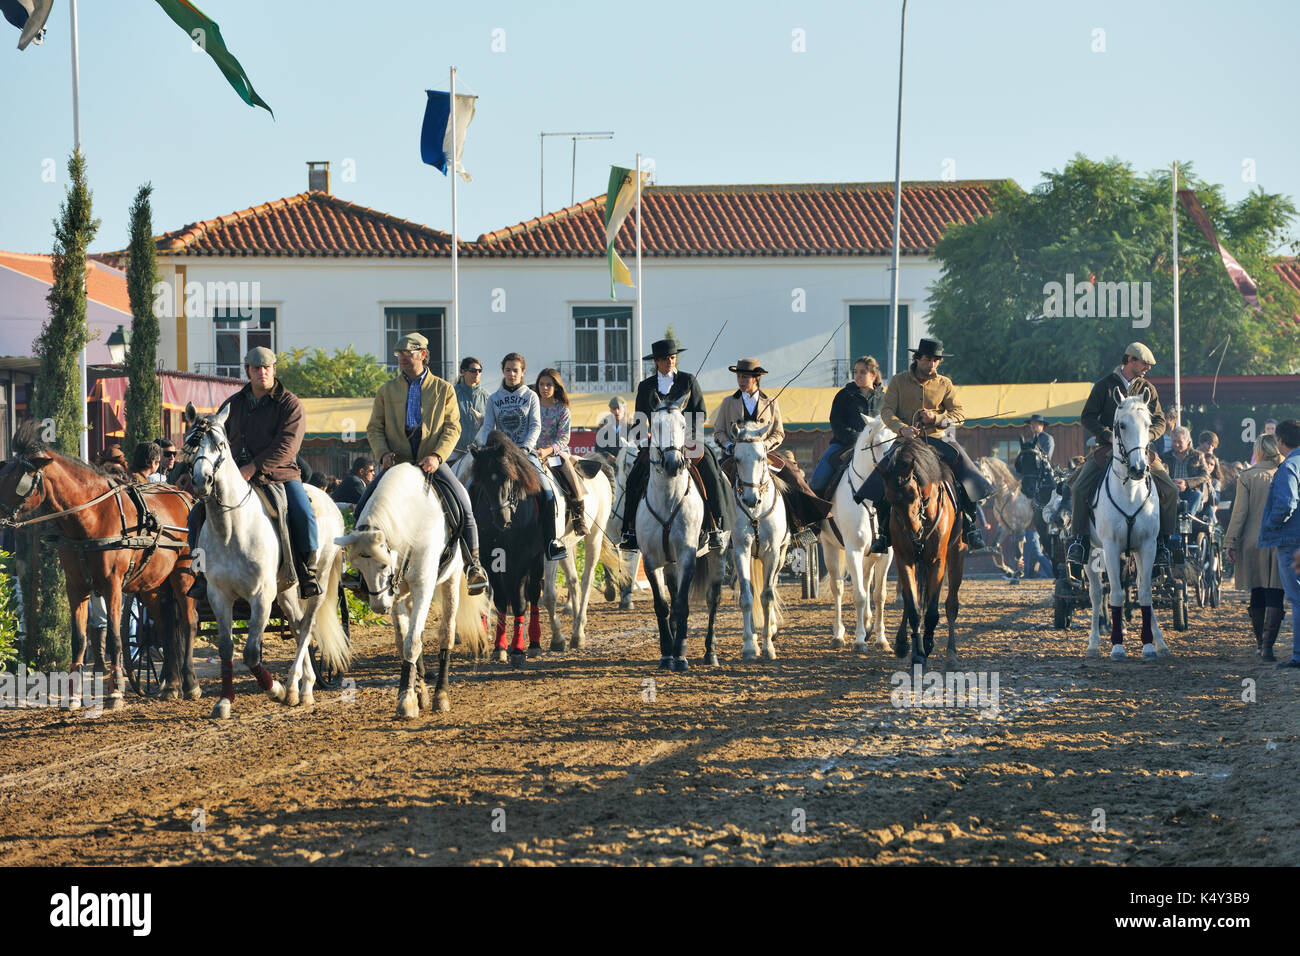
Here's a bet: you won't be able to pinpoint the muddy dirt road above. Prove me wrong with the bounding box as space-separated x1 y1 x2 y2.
1 579 1295 865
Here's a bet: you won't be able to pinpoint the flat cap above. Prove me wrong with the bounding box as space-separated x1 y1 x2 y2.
244 346 276 367
395 332 429 351
1124 341 1156 364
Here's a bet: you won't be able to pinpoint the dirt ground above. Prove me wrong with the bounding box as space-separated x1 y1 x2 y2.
1 577 1297 866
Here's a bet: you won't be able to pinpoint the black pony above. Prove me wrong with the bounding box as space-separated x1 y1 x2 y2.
469 430 546 667
1015 440 1068 569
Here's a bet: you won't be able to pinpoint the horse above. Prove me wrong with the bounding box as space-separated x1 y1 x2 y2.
728 420 788 661
0 420 200 707
541 454 628 651
469 430 547 667
881 437 966 669
184 403 350 717
818 414 895 652
602 443 642 609
335 462 488 717
636 397 729 671
1016 440 1067 565
1084 393 1171 661
978 455 1035 580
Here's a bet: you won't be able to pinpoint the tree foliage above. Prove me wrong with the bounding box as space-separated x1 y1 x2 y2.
274 346 390 398
123 183 161 452
927 156 1299 384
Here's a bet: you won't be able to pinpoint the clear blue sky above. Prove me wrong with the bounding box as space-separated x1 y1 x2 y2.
1 0 1296 255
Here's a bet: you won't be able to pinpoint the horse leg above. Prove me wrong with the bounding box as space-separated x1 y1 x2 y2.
761 542 784 660
243 593 285 703
105 583 127 710
209 590 236 719
1137 536 1170 659
923 551 945 663
432 575 458 712
823 535 847 649
1084 542 1104 658
893 564 916 660
527 569 543 658
945 544 964 669
543 556 563 651
703 561 723 667
492 597 509 663
66 595 90 710
846 543 871 653
285 596 317 708
870 552 893 651
571 527 599 649
671 552 696 672
1103 541 1127 661
646 567 673 670
403 582 438 716
735 533 758 661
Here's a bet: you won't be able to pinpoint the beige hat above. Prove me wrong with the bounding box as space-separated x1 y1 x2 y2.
1124 341 1156 364
395 332 429 352
244 346 276 367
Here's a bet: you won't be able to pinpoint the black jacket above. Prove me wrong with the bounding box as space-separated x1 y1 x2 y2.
332 472 367 504
1080 370 1166 446
829 383 885 447
633 370 706 445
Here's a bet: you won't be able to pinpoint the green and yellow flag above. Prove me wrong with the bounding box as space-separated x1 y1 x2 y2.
603 165 644 298
154 0 272 115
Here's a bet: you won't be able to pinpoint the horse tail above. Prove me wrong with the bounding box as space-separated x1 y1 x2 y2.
453 575 490 658
598 530 630 590
312 550 352 674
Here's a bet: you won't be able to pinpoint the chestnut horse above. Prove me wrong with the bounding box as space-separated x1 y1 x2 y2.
0 421 200 707
881 438 966 669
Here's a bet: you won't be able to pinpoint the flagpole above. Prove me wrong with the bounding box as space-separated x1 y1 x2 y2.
887 0 908 381
449 66 459 382
635 153 643 386
1172 161 1181 430
71 0 89 461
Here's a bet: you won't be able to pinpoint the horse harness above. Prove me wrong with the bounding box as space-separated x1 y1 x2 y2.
729 438 781 542
1093 451 1154 556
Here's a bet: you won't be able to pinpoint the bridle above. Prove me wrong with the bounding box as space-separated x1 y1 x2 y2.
730 435 778 534
1 457 45 523
350 526 411 600
187 421 255 513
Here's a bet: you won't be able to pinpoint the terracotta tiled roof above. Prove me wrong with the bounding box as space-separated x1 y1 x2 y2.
474 181 1007 257
1274 257 1300 296
150 191 457 258
0 251 131 313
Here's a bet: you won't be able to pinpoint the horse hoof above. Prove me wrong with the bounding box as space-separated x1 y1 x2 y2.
550 638 566 652
301 691 315 708
494 648 509 664
418 687 432 711
830 637 846 650
67 696 82 711
185 684 202 700
704 653 720 666
268 680 286 703
762 646 777 661
620 598 634 611
671 657 689 673
1110 645 1126 661
1142 644 1158 660
851 640 869 655
159 686 180 701
527 644 542 659
396 693 419 719
510 652 526 669
286 688 300 707
893 640 909 659
1157 645 1172 658
569 634 585 650
742 648 758 662
874 639 891 653
658 656 673 670
435 691 451 713
211 698 231 720
1085 645 1101 659
108 695 126 712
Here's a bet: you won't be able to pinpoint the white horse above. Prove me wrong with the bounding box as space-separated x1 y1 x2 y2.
603 443 642 609
542 460 628 650
637 398 729 671
979 455 1035 580
335 463 489 718
1085 393 1171 661
819 414 896 652
184 403 350 718
728 421 788 661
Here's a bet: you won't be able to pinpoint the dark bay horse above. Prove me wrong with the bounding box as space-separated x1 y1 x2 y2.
881 438 966 669
470 430 546 668
0 421 200 706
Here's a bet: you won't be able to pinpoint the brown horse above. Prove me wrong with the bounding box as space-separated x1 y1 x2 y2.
881 438 966 669
0 421 200 707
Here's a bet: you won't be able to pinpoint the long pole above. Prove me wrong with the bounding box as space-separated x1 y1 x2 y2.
72 0 88 461
887 0 908 380
1172 161 1181 429
635 153 643 385
449 67 459 380
539 133 545 217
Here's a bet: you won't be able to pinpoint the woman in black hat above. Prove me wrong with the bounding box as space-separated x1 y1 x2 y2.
618 338 729 551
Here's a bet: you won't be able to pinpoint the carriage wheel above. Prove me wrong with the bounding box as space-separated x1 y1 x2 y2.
1053 595 1070 630
808 540 820 599
125 601 160 698
1172 588 1189 631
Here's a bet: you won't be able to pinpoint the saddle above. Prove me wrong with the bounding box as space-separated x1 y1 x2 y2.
251 483 298 592
425 470 466 573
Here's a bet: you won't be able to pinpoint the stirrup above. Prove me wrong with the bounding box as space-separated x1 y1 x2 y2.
547 539 568 561
297 567 322 599
618 531 638 552
466 563 489 595
870 534 890 554
706 529 725 551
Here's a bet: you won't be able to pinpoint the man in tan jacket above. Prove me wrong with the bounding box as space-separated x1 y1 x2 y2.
852 338 994 552
358 333 487 593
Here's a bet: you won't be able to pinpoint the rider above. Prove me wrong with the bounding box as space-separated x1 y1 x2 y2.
474 351 568 561
1024 414 1055 461
852 338 994 553
187 346 321 600
453 356 488 459
534 366 587 536
594 396 630 463
810 355 885 497
618 338 729 552
361 333 489 595
1065 341 1180 573
713 357 831 530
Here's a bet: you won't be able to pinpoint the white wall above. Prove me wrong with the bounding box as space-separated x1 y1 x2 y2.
0 267 131 363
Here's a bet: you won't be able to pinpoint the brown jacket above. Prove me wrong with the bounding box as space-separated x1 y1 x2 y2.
1225 460 1284 591
1160 447 1210 490
367 370 461 465
712 390 784 452
1081 368 1167 446
881 368 965 438
220 381 306 485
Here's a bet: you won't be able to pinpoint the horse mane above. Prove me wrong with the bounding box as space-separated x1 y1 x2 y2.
885 437 947 487
11 419 126 485
11 419 46 458
979 455 1018 493
471 429 541 495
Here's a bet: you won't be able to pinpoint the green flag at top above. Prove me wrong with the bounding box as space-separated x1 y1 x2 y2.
154 0 272 115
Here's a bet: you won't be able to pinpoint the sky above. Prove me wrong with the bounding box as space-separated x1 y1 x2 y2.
1 0 1297 256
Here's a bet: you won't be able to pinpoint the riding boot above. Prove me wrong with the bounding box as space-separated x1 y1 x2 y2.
464 544 489 595
187 573 207 602
538 494 568 561
962 503 988 551
1247 604 1266 653
870 499 891 554
295 550 322 599
1261 606 1284 662
1066 533 1089 574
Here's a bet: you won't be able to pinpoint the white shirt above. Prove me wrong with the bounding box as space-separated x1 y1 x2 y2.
147 472 166 483
741 390 759 417
656 371 675 395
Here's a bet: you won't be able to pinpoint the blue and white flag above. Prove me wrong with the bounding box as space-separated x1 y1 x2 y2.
420 90 476 181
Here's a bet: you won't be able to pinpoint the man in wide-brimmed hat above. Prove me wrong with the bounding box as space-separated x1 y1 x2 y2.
1024 413 1055 463
852 337 995 552
619 338 729 551
713 358 831 529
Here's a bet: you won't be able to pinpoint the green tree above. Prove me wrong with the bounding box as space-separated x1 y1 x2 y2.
927 156 1299 385
26 151 101 668
274 346 390 398
123 184 161 452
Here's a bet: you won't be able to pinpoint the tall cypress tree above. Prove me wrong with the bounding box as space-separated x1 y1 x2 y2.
25 151 100 668
123 184 161 452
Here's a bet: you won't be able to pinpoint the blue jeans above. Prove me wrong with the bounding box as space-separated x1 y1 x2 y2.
1277 546 1300 660
1024 529 1053 578
1180 488 1205 519
282 480 318 554
811 443 847 496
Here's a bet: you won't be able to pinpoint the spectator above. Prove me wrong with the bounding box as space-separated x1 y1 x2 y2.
308 472 330 491
1023 528 1054 578
297 455 315 487
332 456 375 505
152 438 178 483
1226 434 1286 657
96 443 128 475
1260 419 1300 668
594 396 630 461
454 356 488 456
1160 426 1210 519
129 441 162 484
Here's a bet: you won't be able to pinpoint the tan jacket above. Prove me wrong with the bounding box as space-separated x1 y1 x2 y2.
712 390 784 452
881 368 965 438
1225 461 1283 591
366 371 461 465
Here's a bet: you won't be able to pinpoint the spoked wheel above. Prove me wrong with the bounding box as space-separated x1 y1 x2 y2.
125 600 161 698
1053 595 1071 629
1172 584 1189 631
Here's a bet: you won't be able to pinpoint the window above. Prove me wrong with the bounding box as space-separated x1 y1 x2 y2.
990 440 1018 467
848 304 909 376
213 307 276 379
385 308 445 375
572 306 631 393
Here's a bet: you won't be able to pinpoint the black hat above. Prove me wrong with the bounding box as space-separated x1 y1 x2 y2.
908 338 948 359
1028 413 1047 425
645 338 686 361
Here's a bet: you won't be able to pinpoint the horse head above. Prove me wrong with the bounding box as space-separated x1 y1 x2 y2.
0 420 55 522
470 430 537 533
335 526 399 614
859 413 895 468
732 421 770 509
649 399 687 477
184 402 232 499
1111 396 1152 481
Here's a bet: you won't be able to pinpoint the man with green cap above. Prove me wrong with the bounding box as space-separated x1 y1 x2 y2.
1066 341 1181 573
187 346 322 598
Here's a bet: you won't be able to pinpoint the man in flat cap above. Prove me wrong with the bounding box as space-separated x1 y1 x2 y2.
188 346 322 599
362 332 488 593
1065 341 1180 574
